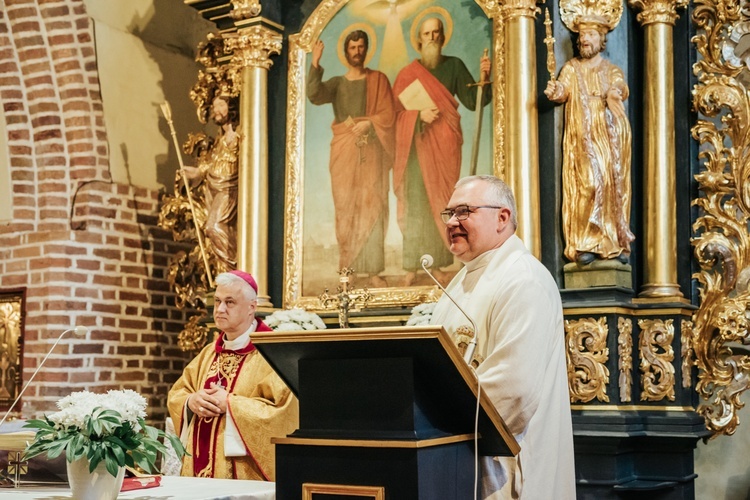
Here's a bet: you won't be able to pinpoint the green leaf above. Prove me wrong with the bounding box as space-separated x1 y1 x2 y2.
23 442 49 461
143 424 159 440
109 443 126 465
130 449 157 473
87 447 103 471
65 434 85 463
46 438 70 459
23 418 54 432
104 448 123 476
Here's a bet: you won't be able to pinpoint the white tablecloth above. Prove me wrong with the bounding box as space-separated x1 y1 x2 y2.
0 476 276 499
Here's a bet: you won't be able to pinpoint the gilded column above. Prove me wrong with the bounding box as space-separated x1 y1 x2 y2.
225 16 283 307
499 0 541 258
628 0 686 298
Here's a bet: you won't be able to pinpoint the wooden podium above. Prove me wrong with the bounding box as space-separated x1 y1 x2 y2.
252 326 519 500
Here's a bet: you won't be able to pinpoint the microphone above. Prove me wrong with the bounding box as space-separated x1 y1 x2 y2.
0 325 88 427
420 254 478 364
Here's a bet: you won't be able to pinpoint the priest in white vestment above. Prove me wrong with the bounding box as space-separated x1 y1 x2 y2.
430 175 576 499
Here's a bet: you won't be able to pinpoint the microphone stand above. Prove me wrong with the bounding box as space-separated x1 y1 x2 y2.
420 256 478 364
0 326 87 428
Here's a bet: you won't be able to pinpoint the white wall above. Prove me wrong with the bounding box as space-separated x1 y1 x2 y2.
695 419 750 499
84 0 213 190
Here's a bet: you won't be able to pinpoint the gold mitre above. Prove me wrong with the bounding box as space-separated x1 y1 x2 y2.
559 0 624 33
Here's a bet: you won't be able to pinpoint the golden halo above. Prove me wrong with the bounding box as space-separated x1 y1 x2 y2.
410 7 454 53
337 23 377 68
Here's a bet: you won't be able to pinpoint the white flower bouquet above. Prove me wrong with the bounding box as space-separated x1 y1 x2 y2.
265 308 326 331
406 302 436 326
23 389 185 477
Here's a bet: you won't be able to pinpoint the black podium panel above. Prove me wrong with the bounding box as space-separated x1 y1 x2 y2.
253 326 518 457
275 440 476 500
253 326 518 500
299 357 432 438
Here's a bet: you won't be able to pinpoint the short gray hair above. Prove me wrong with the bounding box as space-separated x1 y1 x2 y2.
215 272 258 302
455 175 518 229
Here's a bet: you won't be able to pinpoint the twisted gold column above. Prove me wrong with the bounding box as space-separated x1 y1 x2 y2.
500 1 541 258
226 18 283 307
628 0 686 298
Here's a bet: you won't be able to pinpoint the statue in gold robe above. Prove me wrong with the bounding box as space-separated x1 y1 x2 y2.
545 18 634 265
182 95 240 274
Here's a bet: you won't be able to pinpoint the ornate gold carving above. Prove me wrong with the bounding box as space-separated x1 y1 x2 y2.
0 294 22 411
476 0 507 177
628 0 688 26
283 0 506 309
493 17 506 178
681 319 694 388
231 0 261 20
191 35 240 124
474 0 503 18
454 325 483 369
178 313 210 352
618 317 633 403
692 0 750 435
159 32 242 309
293 285 442 312
225 25 283 72
638 319 676 401
561 0 624 31
497 0 539 21
283 32 307 308
295 0 344 52
565 317 610 403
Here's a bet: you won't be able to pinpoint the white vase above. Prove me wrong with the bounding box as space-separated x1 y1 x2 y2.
66 457 125 500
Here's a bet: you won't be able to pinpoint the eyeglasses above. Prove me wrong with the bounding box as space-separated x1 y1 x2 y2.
440 205 503 224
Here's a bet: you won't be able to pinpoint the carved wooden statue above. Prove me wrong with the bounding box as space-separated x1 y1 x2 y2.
545 1 634 266
182 91 241 275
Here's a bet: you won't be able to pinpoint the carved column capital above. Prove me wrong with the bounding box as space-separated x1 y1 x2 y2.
496 0 540 21
628 0 687 26
231 0 262 20
225 24 283 71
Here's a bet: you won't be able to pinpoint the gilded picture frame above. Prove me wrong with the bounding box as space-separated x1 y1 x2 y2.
283 0 505 310
0 289 24 413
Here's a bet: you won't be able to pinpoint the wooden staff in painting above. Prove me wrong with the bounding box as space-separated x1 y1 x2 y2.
160 101 215 288
468 48 491 176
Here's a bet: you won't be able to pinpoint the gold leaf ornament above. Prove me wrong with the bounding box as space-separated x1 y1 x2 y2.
559 0 624 32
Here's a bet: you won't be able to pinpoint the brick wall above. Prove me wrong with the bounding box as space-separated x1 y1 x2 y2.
0 0 197 424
